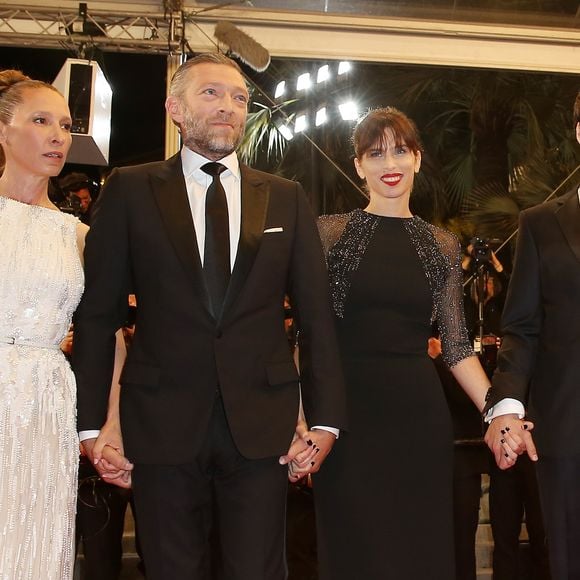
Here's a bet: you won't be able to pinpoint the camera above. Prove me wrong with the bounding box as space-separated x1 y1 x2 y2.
470 237 491 264
55 195 83 217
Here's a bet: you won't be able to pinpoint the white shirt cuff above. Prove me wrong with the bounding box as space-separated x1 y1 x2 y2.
484 398 525 423
79 430 101 442
311 425 340 439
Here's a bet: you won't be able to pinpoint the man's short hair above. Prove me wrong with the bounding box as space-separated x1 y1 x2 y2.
59 172 92 194
169 53 244 100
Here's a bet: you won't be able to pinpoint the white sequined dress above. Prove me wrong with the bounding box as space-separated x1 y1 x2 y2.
0 197 84 579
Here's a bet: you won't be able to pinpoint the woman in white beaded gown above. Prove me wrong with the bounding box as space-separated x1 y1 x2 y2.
0 69 85 579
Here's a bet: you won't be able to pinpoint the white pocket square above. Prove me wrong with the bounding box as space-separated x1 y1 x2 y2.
264 227 284 233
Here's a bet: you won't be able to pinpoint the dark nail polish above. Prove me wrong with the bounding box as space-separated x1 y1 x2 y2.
505 426 511 432
315 448 320 453
504 453 509 457
523 424 529 430
310 461 315 466
500 439 505 444
306 440 313 446
500 429 506 435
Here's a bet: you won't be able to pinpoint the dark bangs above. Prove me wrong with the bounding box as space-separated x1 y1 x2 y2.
353 107 423 159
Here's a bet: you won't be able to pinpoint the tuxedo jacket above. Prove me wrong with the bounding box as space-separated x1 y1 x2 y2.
487 187 580 457
73 153 347 464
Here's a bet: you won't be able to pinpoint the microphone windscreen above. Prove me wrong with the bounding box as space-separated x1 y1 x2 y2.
214 21 271 72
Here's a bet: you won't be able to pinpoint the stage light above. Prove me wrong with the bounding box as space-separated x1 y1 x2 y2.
295 114 308 133
296 73 311 92
338 61 352 75
315 107 327 127
317 65 330 83
338 101 358 121
274 80 286 99
277 124 293 141
52 58 112 165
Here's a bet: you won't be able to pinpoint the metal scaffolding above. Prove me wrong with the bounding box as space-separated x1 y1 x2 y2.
0 3 185 54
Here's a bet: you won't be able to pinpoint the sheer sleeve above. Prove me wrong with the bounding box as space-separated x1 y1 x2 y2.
316 213 351 259
433 228 474 368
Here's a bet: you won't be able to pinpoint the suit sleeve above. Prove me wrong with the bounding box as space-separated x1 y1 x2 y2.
487 210 542 411
288 186 348 431
73 168 132 431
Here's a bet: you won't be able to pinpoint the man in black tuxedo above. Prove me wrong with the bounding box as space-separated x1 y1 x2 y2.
485 91 580 579
73 53 346 580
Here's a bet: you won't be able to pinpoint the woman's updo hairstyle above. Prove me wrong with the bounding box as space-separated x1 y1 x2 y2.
0 69 61 171
352 106 423 160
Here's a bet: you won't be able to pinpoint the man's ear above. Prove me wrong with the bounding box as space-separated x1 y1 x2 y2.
165 96 183 124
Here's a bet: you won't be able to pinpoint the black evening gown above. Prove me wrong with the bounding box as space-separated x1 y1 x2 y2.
315 212 463 580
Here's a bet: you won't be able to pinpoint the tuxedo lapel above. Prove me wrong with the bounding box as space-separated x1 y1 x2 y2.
221 165 269 320
150 154 212 314
555 188 580 266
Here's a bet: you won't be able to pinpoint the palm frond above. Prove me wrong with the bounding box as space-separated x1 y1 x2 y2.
238 100 297 165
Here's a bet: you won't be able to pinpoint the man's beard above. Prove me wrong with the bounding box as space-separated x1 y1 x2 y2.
181 110 244 158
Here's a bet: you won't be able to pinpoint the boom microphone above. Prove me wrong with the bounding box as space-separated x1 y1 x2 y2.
214 21 271 72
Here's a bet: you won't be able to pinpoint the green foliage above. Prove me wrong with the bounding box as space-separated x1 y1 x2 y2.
237 100 297 165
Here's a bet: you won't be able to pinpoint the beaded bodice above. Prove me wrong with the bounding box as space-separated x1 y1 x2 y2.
317 209 473 368
0 196 84 348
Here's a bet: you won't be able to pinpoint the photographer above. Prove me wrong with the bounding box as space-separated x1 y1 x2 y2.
58 172 96 224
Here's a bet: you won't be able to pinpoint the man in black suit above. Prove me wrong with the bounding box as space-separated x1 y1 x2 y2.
485 91 580 579
73 53 346 580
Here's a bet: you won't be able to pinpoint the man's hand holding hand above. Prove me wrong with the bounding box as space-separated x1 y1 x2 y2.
81 421 133 489
281 428 336 482
485 413 537 470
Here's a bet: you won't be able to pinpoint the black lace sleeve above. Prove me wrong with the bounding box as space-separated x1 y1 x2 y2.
433 227 474 368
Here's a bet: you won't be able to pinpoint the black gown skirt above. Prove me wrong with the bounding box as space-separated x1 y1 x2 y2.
314 216 455 580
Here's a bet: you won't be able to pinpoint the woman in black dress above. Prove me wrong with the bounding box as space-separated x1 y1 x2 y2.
311 108 493 579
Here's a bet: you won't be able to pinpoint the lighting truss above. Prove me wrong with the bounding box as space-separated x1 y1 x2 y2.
0 3 184 53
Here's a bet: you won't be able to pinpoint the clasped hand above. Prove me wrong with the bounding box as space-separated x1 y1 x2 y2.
80 420 134 489
484 413 538 470
279 420 336 482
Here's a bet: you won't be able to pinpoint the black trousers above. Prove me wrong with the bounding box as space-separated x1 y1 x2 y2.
131 396 289 580
536 453 580 580
76 458 134 580
489 455 550 580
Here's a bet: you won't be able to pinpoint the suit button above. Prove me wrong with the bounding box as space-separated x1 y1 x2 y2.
216 330 223 339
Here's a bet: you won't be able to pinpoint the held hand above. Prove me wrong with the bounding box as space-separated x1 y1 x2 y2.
81 437 133 489
100 445 133 488
81 422 134 489
484 413 538 470
287 429 336 481
59 329 74 356
304 428 336 474
279 419 315 482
